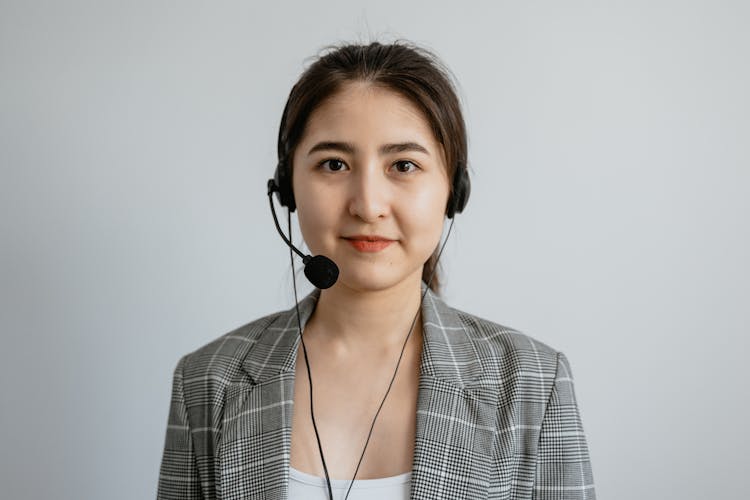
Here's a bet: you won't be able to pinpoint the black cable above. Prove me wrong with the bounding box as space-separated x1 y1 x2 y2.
288 209 334 500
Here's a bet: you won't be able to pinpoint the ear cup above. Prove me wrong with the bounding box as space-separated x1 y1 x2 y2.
446 164 470 218
273 159 296 212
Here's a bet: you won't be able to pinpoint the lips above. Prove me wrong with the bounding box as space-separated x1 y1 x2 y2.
343 235 396 253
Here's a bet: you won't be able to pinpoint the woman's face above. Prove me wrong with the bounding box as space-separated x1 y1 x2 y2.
291 82 451 293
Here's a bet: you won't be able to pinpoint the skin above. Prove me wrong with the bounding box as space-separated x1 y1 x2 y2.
289 82 451 479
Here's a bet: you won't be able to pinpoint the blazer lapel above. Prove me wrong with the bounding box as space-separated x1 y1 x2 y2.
411 287 499 500
218 292 318 500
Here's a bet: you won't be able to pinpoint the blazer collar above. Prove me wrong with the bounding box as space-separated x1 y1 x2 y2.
240 282 484 388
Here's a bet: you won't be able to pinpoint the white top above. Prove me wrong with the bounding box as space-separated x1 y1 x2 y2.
289 466 411 500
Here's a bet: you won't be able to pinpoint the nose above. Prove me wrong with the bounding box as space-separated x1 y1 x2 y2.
347 164 391 222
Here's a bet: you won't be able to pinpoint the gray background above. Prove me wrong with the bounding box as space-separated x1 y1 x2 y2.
1 1 748 499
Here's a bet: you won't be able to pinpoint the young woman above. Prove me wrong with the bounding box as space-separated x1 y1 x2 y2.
157 41 595 500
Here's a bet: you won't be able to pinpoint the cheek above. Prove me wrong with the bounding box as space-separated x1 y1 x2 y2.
399 187 449 249
295 190 342 251
297 201 327 239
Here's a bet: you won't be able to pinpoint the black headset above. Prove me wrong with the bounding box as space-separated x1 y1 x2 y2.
267 141 471 291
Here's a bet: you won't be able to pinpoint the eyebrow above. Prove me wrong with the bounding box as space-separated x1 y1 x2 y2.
306 141 430 156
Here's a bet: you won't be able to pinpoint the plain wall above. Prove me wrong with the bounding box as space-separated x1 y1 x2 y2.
1 1 748 498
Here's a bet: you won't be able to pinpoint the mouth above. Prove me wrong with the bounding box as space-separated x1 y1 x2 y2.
342 235 396 253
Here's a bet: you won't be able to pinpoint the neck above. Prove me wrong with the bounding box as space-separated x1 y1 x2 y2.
307 273 425 353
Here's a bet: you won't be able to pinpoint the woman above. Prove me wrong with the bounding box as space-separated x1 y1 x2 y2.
158 41 595 500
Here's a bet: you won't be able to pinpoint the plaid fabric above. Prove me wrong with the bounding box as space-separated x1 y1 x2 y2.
157 285 595 499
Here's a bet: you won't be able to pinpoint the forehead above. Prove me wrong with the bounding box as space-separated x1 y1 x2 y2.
299 82 439 147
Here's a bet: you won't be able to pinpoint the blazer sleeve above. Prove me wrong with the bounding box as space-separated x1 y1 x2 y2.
157 355 203 500
533 352 596 500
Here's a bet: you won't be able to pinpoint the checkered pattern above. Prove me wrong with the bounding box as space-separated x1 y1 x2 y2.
157 285 595 499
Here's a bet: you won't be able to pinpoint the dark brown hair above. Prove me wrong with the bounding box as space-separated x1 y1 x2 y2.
278 41 468 293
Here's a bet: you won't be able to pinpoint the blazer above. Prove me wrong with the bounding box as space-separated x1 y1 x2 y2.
157 285 595 499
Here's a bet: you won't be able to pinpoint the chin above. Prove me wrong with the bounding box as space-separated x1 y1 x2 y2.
333 264 422 294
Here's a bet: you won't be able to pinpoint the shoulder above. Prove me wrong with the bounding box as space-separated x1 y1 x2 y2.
173 309 284 391
450 305 565 381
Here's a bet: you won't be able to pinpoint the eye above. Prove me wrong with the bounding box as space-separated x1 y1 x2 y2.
318 158 348 172
392 160 419 174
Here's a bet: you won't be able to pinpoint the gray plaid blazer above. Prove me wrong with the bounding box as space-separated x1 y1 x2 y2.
158 286 595 499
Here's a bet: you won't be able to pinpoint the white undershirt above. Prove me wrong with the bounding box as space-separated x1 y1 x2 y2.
288 466 411 500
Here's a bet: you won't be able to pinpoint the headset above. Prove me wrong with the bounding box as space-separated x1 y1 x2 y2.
267 153 470 290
